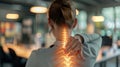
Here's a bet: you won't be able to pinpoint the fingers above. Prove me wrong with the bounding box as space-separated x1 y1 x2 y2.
66 39 79 53
78 48 85 60
75 44 85 60
65 37 74 51
65 36 82 53
70 41 79 51
63 35 85 60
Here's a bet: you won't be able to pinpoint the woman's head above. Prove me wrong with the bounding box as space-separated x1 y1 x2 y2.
48 0 77 40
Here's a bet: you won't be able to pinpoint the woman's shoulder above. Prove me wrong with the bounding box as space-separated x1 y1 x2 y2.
31 47 55 56
32 48 47 54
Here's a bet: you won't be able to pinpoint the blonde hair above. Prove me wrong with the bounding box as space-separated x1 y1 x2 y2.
48 0 76 28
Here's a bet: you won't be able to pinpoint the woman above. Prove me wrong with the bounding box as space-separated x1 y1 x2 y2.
26 0 102 67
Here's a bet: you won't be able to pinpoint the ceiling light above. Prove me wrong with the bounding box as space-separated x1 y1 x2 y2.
30 6 48 13
92 16 104 22
6 13 19 19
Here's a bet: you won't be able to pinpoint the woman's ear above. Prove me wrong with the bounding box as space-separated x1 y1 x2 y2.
72 18 78 28
48 18 54 29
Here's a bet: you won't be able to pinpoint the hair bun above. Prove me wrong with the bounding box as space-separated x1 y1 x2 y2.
54 0 70 5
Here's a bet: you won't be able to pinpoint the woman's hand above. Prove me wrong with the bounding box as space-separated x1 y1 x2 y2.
65 35 85 60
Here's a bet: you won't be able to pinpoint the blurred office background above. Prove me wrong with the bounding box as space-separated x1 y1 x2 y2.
0 0 120 67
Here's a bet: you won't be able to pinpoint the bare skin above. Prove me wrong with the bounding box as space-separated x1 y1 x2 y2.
48 18 85 60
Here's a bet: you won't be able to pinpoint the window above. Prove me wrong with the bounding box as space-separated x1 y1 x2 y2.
73 11 87 35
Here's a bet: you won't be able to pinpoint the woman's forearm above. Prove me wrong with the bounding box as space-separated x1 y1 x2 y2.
75 33 101 43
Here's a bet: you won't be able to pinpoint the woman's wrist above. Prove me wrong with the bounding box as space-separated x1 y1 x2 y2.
75 34 84 44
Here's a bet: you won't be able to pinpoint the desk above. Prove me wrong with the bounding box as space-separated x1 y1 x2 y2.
2 43 39 59
96 49 120 67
